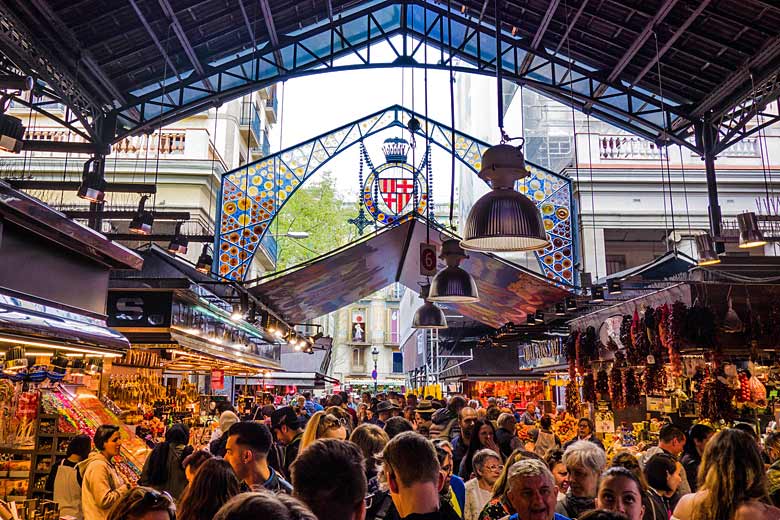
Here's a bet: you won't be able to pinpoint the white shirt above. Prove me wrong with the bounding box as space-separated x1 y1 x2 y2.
464 478 493 520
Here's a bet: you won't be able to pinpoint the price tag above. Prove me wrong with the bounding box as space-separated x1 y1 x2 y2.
420 243 438 276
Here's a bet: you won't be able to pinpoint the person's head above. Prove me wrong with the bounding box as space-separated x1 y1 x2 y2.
362 392 372 404
596 467 645 520
765 432 780 463
219 411 240 434
271 407 303 445
609 451 648 491
473 448 502 487
643 453 682 498
540 415 552 431
350 423 389 475
380 432 443 514
177 458 241 520
224 421 273 482
544 449 569 494
65 434 91 461
448 396 467 414
505 459 559 520
733 422 759 441
695 428 768 520
165 423 189 445
683 424 715 459
326 406 353 433
577 511 630 520
473 419 497 449
383 416 414 439
459 407 478 439
330 394 343 407
434 440 454 493
491 449 544 499
106 487 175 520
300 412 347 452
657 424 686 457
563 440 606 499
526 402 537 414
213 492 317 520
486 405 501 422
182 450 213 482
94 425 122 458
497 413 517 433
291 439 367 520
376 401 399 422
577 417 595 439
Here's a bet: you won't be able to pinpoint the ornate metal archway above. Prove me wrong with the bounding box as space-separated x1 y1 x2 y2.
215 105 576 284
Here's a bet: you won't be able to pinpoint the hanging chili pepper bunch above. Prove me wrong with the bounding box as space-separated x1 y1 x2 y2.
581 326 599 365
666 301 686 377
629 309 650 365
624 366 641 407
645 307 658 352
610 354 625 409
685 301 716 346
736 370 751 404
620 314 633 351
582 372 597 404
565 379 580 415
699 365 735 422
643 361 666 396
565 331 579 379
596 368 610 397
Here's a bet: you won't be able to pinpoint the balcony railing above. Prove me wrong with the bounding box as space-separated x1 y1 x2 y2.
599 134 760 160
14 128 187 158
240 101 262 145
264 97 278 123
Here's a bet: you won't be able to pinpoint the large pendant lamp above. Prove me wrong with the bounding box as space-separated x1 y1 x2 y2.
695 233 721 266
737 212 767 249
461 143 550 252
413 284 448 329
428 239 479 303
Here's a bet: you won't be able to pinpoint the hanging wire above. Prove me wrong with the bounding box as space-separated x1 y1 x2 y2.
150 22 174 240
751 73 773 209
653 31 671 253
678 145 693 236
423 2 431 243
585 114 599 279
207 106 218 236
447 0 457 230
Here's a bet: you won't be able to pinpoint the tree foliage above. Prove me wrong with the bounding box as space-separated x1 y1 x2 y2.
272 172 358 271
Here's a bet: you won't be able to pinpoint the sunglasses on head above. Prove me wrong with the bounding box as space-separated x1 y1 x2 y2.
132 490 176 520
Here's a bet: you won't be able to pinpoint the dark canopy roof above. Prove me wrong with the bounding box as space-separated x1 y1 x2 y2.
2 0 778 154
249 216 570 328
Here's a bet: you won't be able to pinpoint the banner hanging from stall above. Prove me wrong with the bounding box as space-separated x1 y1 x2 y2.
211 370 225 390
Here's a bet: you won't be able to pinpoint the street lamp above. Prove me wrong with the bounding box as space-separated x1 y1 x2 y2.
371 346 380 395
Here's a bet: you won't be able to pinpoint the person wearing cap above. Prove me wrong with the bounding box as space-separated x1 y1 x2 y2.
372 400 399 429
210 410 240 457
271 406 304 478
415 400 436 439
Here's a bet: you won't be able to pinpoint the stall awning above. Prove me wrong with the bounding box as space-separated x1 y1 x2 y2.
0 289 130 355
250 217 571 328
165 332 281 374
243 371 339 388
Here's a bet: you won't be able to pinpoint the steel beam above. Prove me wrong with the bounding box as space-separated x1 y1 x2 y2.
258 0 285 71
631 0 712 86
128 0 181 81
22 139 106 155
157 0 214 92
65 210 190 220
7 180 157 194
106 233 213 242
697 118 725 254
519 0 560 74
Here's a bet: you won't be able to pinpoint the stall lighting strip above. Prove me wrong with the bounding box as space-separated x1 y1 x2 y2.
0 335 123 357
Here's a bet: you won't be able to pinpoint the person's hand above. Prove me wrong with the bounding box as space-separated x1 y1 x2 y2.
484 436 500 453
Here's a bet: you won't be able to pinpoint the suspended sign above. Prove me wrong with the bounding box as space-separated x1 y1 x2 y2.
420 243 437 276
211 370 225 390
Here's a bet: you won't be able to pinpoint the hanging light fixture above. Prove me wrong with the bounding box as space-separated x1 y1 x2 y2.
2 345 27 374
231 291 249 321
535 310 545 323
195 244 213 274
695 233 721 266
590 285 605 303
607 279 623 295
413 284 448 329
77 157 107 203
429 239 479 303
555 303 566 316
128 195 154 235
565 297 578 311
737 212 767 249
167 222 189 254
526 313 536 325
461 143 549 252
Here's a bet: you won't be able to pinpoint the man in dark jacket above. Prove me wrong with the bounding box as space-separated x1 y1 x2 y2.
429 396 466 441
271 406 304 477
224 421 292 494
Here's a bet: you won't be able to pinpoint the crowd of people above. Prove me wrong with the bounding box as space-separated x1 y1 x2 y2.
44 390 780 520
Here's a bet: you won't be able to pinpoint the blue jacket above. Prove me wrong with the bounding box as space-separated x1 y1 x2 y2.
450 475 465 514
509 514 569 520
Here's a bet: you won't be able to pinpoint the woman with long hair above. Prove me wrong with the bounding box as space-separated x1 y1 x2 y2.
214 492 316 520
138 423 193 500
765 431 780 506
673 428 780 520
596 467 645 520
459 419 502 480
679 424 714 493
349 423 389 495
298 412 347 453
642 453 682 520
177 458 241 520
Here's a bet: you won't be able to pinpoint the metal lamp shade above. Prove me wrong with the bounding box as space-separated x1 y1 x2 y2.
461 188 550 252
695 233 720 266
590 285 605 302
412 301 448 329
737 212 767 249
428 265 479 303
